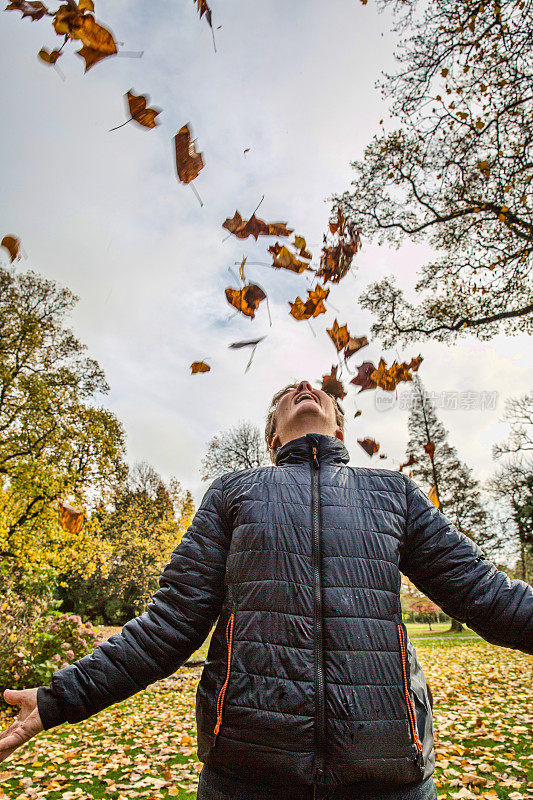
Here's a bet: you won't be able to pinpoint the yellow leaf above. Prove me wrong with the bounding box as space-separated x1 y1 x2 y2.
428 485 440 508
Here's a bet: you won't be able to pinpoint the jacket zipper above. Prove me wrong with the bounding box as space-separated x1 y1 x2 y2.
309 441 326 797
397 623 423 764
213 602 235 746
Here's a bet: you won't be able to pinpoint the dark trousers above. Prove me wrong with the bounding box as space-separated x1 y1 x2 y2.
196 764 438 800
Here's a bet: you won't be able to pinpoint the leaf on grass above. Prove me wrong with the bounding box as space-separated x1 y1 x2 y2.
223 211 293 241
1 235 21 262
288 284 329 320
191 361 210 374
58 500 84 534
174 123 204 184
126 90 161 128
326 318 350 351
350 361 378 392
5 0 49 21
358 437 379 457
321 365 346 399
225 283 266 318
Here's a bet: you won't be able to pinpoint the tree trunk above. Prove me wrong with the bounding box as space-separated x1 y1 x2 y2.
448 617 464 633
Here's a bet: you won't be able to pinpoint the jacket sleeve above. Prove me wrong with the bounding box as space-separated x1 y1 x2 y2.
399 474 533 655
37 476 231 729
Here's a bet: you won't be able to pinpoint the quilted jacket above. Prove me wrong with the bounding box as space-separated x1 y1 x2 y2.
37 433 533 795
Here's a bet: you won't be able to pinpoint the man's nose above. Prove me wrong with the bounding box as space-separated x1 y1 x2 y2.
297 380 313 393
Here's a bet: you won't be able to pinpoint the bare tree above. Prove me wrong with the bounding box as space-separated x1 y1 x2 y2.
492 391 533 459
200 420 270 482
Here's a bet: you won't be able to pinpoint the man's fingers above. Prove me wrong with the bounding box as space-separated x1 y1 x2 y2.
3 689 24 706
0 720 18 742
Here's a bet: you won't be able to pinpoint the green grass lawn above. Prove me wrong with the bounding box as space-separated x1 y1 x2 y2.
1 637 531 799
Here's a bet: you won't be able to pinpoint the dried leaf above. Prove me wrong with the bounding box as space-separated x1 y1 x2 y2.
358 437 380 457
1 235 21 262
288 284 329 321
350 361 377 392
126 90 161 128
225 283 266 318
344 335 368 359
321 365 346 399
238 256 247 284
317 206 361 284
370 358 415 391
38 46 62 63
228 336 266 349
326 319 350 351
5 0 48 21
424 441 435 459
53 8 117 71
398 454 417 472
190 361 210 374
174 123 204 184
270 244 312 274
194 0 212 28
428 484 439 508
58 500 84 534
223 211 293 241
354 410 362 418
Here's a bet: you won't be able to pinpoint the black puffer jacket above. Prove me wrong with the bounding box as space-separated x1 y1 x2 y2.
38 433 533 794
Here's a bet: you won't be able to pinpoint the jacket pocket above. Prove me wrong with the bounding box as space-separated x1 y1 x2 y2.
397 623 423 758
213 599 236 745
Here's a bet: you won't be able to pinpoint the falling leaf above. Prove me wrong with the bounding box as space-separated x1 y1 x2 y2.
126 90 161 128
223 211 293 240
398 454 417 472
358 437 380 457
344 335 369 359
38 46 62 63
354 410 362 418
270 244 312 274
174 123 204 184
228 337 266 349
52 7 117 71
409 354 423 372
326 319 351 351
238 256 247 283
424 441 435 458
58 500 84 534
190 361 210 374
428 484 439 507
370 358 416 391
292 235 312 260
1 235 21 262
5 0 49 21
194 0 212 28
225 283 266 318
243 147 250 156
350 361 378 392
288 284 329 320
317 206 361 284
320 365 346 399
379 453 387 459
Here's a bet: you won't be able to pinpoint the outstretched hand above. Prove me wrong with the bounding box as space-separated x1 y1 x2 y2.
0 689 44 763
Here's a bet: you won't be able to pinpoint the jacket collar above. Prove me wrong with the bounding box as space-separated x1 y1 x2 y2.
275 433 350 467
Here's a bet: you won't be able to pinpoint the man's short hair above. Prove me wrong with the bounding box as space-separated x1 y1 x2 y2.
264 381 345 465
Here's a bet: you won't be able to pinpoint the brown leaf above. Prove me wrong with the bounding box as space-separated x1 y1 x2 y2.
398 454 417 472
174 123 204 184
1 234 21 262
379 453 387 459
38 46 62 63
326 319 350 352
228 336 266 349
409 354 423 372
358 437 380 457
223 211 293 241
225 283 266 319
317 206 361 284
344 335 368 359
190 361 210 374
5 0 49 21
288 284 329 321
350 361 377 392
126 90 161 128
194 0 212 27
370 358 415 391
354 410 362 418
58 500 84 534
321 365 346 399
238 256 247 283
270 244 312 274
424 441 435 459
53 7 117 71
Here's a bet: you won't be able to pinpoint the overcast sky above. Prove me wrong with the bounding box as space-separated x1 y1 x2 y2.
1 0 530 509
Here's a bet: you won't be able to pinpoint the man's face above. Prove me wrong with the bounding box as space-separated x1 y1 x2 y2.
268 380 343 451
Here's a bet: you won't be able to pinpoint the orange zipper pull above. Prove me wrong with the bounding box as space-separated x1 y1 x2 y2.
213 611 234 742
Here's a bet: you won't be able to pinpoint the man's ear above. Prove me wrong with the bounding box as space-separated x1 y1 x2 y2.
334 427 344 442
269 431 281 450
